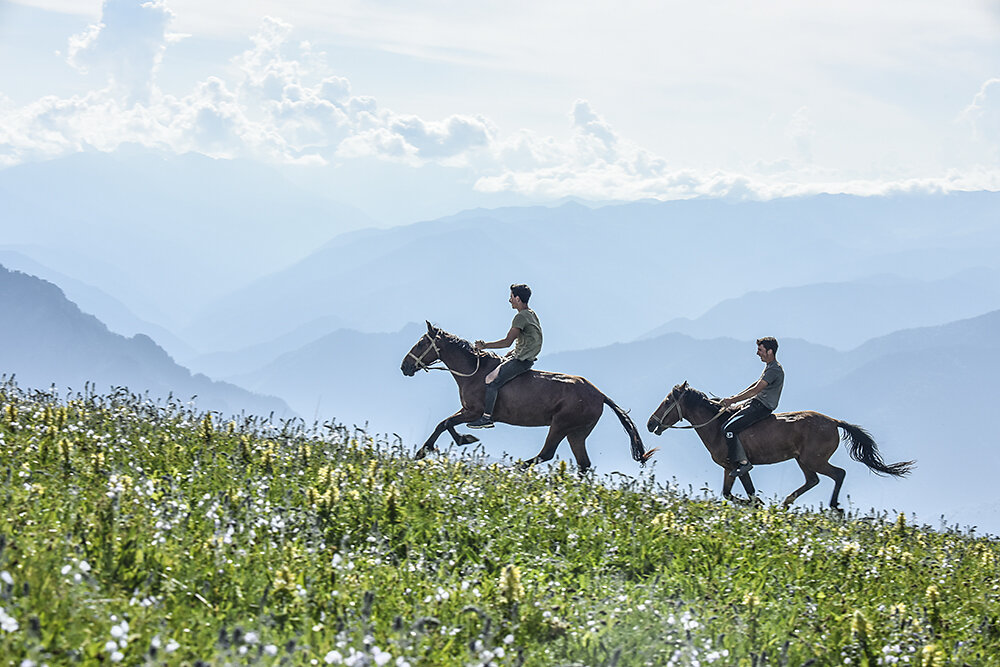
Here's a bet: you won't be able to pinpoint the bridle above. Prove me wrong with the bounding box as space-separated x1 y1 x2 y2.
406 334 482 378
650 390 725 431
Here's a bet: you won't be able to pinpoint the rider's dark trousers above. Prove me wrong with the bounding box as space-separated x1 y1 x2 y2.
483 358 534 416
723 399 772 462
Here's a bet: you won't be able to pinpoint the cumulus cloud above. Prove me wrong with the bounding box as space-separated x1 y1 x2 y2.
1 3 997 204
67 0 178 103
475 102 1000 202
963 78 1000 156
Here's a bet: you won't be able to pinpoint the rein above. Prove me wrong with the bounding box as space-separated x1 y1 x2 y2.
407 334 482 378
652 393 725 430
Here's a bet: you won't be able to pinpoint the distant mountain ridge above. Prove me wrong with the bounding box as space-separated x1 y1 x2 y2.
0 149 374 330
639 269 1000 349
182 191 1000 355
0 264 293 418
0 249 196 360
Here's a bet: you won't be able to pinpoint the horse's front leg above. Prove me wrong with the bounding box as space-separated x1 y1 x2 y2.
721 469 740 503
446 423 480 447
722 469 757 506
416 409 477 459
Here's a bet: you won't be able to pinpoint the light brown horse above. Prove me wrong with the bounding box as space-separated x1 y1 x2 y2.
401 322 655 472
647 381 914 508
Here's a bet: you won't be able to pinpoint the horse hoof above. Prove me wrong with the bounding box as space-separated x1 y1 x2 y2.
458 434 479 446
415 445 435 460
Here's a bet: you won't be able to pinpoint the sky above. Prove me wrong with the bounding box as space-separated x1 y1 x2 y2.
1 0 999 220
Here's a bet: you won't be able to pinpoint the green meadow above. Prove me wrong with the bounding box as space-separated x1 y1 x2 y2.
1 381 998 666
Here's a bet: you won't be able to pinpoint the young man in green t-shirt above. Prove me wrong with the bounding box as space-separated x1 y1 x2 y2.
468 283 543 429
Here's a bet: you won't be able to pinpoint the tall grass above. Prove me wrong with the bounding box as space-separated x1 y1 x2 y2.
1 379 998 666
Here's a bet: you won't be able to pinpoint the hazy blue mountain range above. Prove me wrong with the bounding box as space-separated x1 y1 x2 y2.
181 269 1000 379
4 151 998 359
0 149 373 330
182 191 1000 355
639 269 1000 350
0 265 293 419
0 249 195 361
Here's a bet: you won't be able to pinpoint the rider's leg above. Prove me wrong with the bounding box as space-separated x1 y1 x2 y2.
469 358 533 427
722 400 771 476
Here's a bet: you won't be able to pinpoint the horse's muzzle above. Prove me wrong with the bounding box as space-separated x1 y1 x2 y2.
647 418 663 435
401 363 416 377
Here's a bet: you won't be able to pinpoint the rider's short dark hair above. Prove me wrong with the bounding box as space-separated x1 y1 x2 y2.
510 283 531 304
756 337 778 354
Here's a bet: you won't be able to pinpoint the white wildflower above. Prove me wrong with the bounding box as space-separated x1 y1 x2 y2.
0 607 20 633
372 647 392 666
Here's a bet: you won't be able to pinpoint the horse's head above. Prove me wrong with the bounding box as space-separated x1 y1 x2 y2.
647 381 689 435
401 321 443 376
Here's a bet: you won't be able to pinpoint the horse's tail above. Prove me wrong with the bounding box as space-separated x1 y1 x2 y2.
837 420 915 477
604 396 658 464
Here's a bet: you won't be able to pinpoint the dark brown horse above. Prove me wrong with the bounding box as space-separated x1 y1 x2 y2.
401 322 655 472
647 381 914 508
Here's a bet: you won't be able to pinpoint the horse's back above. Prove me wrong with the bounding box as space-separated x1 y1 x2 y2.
744 410 841 462
495 369 605 425
519 369 601 392
773 410 834 423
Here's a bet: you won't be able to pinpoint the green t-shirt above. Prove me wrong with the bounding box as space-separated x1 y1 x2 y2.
511 308 542 361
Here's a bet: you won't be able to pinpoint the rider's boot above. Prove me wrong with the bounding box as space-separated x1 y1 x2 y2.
468 413 494 429
728 435 753 477
469 383 500 429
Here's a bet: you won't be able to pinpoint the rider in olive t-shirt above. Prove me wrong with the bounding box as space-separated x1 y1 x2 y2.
468 284 542 429
511 308 542 361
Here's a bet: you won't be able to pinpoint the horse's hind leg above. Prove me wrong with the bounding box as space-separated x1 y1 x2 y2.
815 461 847 509
523 422 570 469
782 461 820 507
566 424 597 474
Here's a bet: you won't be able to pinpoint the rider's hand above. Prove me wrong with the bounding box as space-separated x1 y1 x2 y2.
474 340 485 350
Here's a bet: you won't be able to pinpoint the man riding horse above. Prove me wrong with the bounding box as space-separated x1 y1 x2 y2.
720 336 784 478
468 283 542 429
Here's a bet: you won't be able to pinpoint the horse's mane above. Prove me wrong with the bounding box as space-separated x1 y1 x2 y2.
682 386 733 420
435 328 501 360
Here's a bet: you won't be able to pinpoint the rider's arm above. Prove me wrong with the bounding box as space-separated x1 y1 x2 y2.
476 326 521 351
722 379 767 407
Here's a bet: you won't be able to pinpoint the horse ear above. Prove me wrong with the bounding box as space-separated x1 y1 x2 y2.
426 320 435 334
681 380 689 389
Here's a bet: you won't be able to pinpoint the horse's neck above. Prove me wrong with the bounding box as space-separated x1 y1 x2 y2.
440 344 489 378
686 401 727 450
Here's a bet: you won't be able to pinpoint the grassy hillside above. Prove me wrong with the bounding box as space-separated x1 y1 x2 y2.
1 382 998 666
